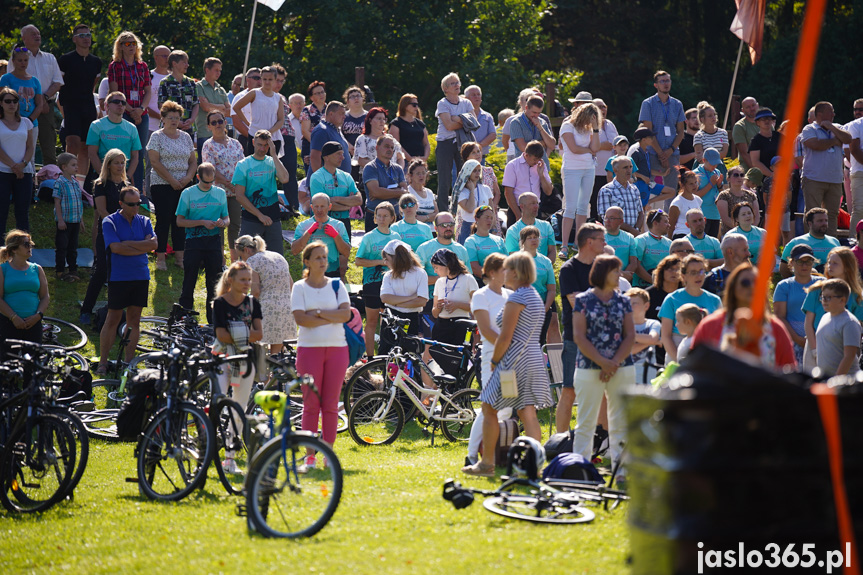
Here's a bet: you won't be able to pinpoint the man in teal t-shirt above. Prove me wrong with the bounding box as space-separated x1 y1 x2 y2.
86 91 141 177
603 206 638 281
309 141 362 228
634 209 672 287
175 164 229 321
685 208 724 268
291 193 351 278
416 212 470 298
780 208 840 276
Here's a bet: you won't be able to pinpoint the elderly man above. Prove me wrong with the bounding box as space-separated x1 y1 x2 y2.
195 57 232 159
604 206 638 281
292 193 351 279
504 192 556 260
703 233 750 297
362 134 407 231
780 207 840 277
638 70 685 190
510 96 557 167
287 93 304 152
58 24 101 177
232 130 290 252
684 208 723 268
669 238 695 257
22 25 63 166
464 85 496 158
502 140 553 227
97 187 157 374
732 96 760 171
598 157 644 235
801 101 853 236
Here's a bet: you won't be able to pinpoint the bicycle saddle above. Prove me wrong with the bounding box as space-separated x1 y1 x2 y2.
453 319 477 331
433 374 457 386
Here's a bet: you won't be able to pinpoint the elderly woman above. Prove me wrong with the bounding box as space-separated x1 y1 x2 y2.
463 252 550 476
559 102 601 256
390 93 430 163
354 107 403 168
236 234 296 354
201 110 245 261
435 72 474 213
716 165 760 236
0 47 42 129
156 50 199 136
0 87 36 233
147 101 197 270
0 229 49 345
341 85 366 151
107 31 150 190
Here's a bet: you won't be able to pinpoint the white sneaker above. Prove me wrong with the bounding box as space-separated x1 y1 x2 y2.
222 458 241 475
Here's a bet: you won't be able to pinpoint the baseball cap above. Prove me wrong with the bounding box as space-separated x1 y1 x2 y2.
703 147 722 167
789 244 816 261
755 108 777 121
613 135 629 146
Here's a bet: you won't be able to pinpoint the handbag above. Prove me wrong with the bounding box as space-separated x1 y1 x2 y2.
498 317 539 398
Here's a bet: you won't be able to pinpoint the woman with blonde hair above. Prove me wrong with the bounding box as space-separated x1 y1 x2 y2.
693 101 729 162
107 31 150 190
0 229 49 345
559 102 601 256
0 86 37 234
390 93 430 162
802 247 863 369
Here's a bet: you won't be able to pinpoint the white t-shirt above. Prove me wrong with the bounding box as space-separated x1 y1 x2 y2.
231 88 252 128
291 278 350 347
433 273 479 318
670 194 703 236
595 119 619 176
148 71 169 131
503 115 517 159
98 77 109 101
354 134 402 163
559 122 596 170
381 267 429 313
457 183 493 222
289 112 302 149
470 286 513 386
0 118 35 173
408 185 436 217
848 118 863 174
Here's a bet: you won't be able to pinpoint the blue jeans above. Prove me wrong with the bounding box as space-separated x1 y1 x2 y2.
562 339 578 389
0 172 32 233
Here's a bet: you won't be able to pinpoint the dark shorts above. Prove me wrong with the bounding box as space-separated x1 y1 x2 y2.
362 281 382 309
63 103 98 139
431 316 469 346
107 280 149 310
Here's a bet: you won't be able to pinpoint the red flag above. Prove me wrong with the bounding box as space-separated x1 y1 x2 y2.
730 0 767 64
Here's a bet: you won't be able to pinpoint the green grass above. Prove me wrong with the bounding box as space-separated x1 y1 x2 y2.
5 200 631 574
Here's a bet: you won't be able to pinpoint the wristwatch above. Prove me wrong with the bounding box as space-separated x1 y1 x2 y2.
315 309 322 317
37 311 44 319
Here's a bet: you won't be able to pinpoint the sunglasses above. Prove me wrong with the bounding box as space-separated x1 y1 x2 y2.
121 41 136 48
647 209 665 225
408 102 419 107
18 241 33 248
108 99 126 105
437 222 455 228
400 201 417 208
2 98 19 105
12 46 28 53
730 173 744 178
74 33 92 39
199 178 215 184
247 75 261 81
124 201 143 207
209 119 225 126
675 249 695 254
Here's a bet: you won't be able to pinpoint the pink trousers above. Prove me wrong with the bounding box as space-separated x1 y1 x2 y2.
296 346 349 444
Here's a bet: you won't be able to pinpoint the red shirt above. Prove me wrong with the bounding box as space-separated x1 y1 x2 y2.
107 60 151 108
691 310 797 368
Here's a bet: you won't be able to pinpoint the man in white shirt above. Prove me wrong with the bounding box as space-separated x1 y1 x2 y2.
230 67 262 155
22 25 63 166
847 99 863 231
141 45 170 199
288 93 304 152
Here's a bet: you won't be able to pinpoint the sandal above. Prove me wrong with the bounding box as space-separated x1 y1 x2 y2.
461 461 495 477
155 259 167 271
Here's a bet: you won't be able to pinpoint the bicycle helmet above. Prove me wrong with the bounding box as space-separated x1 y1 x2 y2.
506 436 546 480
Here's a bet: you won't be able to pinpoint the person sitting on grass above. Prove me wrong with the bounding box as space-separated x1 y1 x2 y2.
52 152 85 282
815 278 862 377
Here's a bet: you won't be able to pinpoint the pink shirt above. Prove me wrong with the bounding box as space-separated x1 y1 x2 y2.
501 155 551 202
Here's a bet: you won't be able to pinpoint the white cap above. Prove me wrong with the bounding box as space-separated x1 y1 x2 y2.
382 239 410 256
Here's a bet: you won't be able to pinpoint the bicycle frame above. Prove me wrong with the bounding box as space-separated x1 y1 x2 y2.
380 362 474 425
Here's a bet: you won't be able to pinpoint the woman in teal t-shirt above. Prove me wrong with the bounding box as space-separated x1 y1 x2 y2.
355 201 401 357
0 230 49 345
464 205 506 284
728 203 766 261
391 193 433 252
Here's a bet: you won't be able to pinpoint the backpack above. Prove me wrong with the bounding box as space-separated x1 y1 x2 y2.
479 418 520 467
543 429 575 460
116 368 161 441
542 452 604 484
332 280 365 365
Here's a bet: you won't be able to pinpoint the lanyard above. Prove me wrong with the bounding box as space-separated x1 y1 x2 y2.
375 158 396 184
520 114 539 142
121 59 142 91
444 275 461 300
643 147 651 174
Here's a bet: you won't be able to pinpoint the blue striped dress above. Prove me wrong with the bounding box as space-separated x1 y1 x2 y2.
480 286 552 411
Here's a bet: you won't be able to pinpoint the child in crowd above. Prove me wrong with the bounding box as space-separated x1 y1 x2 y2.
815 278 861 377
604 135 636 182
53 153 84 282
626 288 660 383
675 303 707 361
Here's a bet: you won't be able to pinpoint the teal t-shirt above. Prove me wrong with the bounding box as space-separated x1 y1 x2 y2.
603 154 637 173
505 218 555 254
687 233 723 260
532 252 555 300
605 229 636 267
658 288 723 334
356 228 401 284
729 225 766 260
308 167 360 219
232 155 280 219
0 261 41 317
85 116 142 161
416 239 470 298
634 233 672 287
294 217 350 273
464 233 507 268
175 184 229 239
694 164 721 220
781 233 840 270
391 220 434 252
802 286 863 329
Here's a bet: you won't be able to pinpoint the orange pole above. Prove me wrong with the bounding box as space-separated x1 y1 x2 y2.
748 0 828 327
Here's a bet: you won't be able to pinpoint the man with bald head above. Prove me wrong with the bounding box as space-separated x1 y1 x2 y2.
22 24 64 166
732 96 760 170
604 206 638 281
703 233 750 297
292 192 351 279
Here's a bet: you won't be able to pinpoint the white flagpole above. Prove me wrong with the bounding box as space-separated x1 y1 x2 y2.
242 0 259 78
723 38 745 131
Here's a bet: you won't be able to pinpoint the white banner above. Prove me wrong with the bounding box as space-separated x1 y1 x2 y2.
257 0 286 11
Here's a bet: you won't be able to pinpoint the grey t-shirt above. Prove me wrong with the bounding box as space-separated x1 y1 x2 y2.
816 309 862 376
801 123 844 184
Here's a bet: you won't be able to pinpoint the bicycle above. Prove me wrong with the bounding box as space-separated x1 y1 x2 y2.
347 343 480 446
41 316 88 351
238 387 342 538
127 304 216 353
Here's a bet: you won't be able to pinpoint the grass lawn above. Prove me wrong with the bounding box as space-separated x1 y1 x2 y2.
1 200 631 574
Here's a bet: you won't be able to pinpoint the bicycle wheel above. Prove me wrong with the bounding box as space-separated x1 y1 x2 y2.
245 434 342 538
439 388 481 442
45 408 89 495
136 403 214 501
212 398 249 496
79 409 121 442
342 358 387 413
482 492 596 524
128 317 168 352
347 391 404 446
41 317 88 351
0 414 77 513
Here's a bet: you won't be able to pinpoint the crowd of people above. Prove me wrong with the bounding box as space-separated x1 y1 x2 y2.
1 24 863 477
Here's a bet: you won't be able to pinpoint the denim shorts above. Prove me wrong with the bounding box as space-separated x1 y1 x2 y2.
562 339 578 388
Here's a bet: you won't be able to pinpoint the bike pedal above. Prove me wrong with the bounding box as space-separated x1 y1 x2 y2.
125 477 139 483
236 503 248 517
